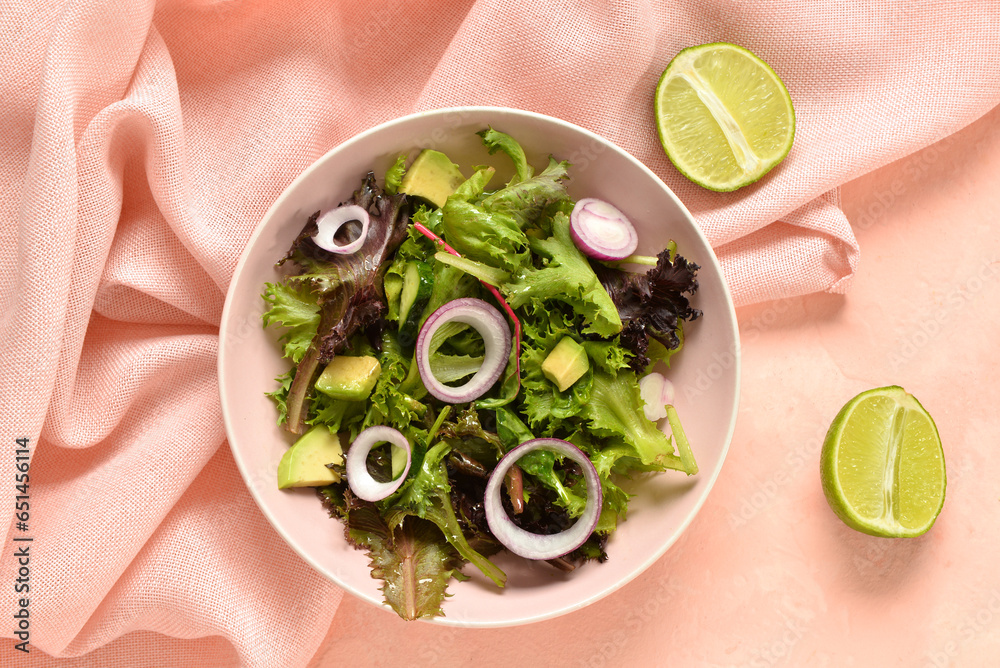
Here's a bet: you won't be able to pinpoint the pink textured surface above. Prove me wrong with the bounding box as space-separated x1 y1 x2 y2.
1 0 999 665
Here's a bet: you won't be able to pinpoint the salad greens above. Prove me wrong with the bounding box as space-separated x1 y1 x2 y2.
263 129 702 620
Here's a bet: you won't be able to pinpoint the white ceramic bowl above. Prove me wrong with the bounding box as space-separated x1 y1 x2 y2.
219 107 740 627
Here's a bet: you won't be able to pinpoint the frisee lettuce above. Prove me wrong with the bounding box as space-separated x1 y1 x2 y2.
263 129 702 621
382 441 507 588
321 486 467 621
503 212 622 337
261 281 320 364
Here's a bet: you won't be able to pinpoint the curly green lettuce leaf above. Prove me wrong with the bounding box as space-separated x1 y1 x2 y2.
363 331 427 434
441 169 529 273
477 127 533 185
530 198 575 238
321 487 466 620
581 339 631 375
517 303 631 430
479 157 570 231
503 212 622 337
581 370 694 474
412 204 444 234
597 477 631 534
266 370 294 426
309 393 366 435
384 155 407 195
439 151 570 274
383 442 506 587
520 317 593 429
565 430 633 533
261 281 320 364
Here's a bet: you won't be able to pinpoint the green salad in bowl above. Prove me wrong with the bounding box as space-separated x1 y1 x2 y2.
219 108 739 626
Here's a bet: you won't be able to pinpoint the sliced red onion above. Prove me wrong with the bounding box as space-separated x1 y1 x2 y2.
416 298 511 403
312 204 370 254
485 439 602 560
639 371 675 421
345 426 411 501
412 222 523 393
570 197 639 261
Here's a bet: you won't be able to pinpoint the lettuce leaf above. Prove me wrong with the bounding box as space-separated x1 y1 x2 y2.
503 212 622 337
321 486 466 620
441 169 529 273
309 394 365 434
593 247 701 372
581 370 693 474
439 145 570 274
480 157 570 231
477 127 533 185
265 370 294 426
383 155 407 195
261 281 320 364
363 331 426 435
270 172 411 434
519 304 593 429
383 442 507 587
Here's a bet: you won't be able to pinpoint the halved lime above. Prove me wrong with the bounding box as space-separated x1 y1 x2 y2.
820 386 946 538
654 43 795 191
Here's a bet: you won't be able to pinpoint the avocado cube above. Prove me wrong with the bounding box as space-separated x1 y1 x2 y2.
398 149 465 208
541 337 590 392
277 426 344 489
315 356 381 401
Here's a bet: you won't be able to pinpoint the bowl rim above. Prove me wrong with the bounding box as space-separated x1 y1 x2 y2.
218 105 741 627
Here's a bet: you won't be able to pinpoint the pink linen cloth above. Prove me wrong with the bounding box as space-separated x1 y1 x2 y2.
1 0 998 665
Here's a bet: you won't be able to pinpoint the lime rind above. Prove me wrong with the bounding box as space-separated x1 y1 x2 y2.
654 42 796 192
820 386 946 538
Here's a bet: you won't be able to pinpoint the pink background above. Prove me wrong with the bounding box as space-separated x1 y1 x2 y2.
3 0 1000 665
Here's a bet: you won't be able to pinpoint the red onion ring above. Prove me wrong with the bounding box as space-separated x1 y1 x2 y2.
345 426 411 501
416 298 511 403
569 197 638 261
312 204 370 254
412 221 523 395
484 438 602 560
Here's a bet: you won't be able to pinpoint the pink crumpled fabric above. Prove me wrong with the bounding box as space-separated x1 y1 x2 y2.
1 0 998 665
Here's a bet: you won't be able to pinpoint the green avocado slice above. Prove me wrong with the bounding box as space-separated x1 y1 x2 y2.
541 336 590 392
315 355 381 401
399 149 465 209
277 425 345 489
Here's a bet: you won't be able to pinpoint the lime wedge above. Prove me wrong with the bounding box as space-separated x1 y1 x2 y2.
654 42 795 191
820 386 946 538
